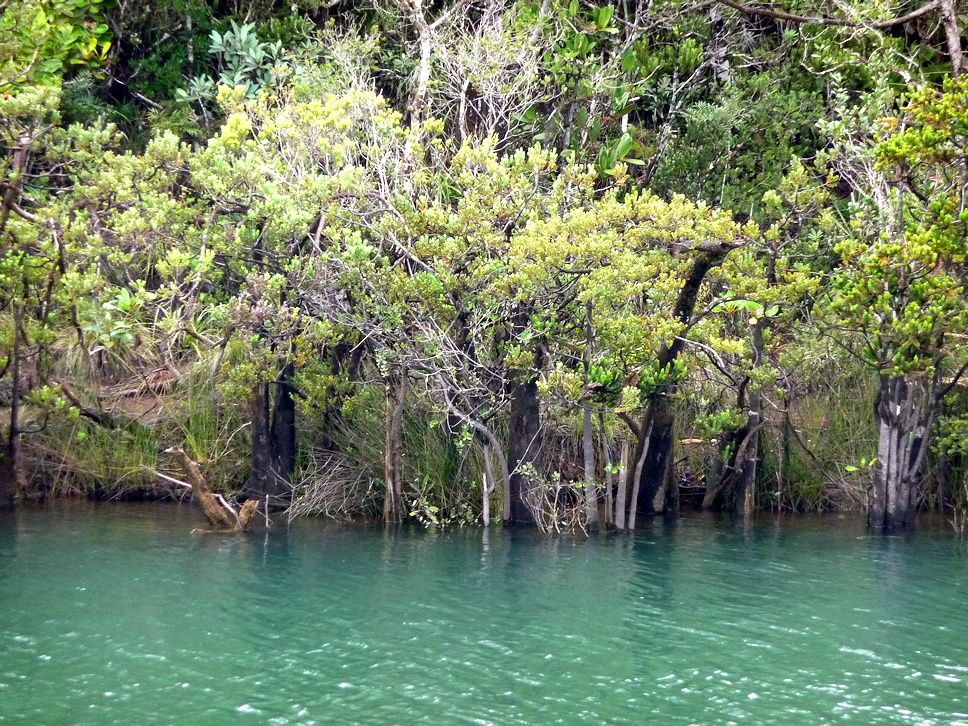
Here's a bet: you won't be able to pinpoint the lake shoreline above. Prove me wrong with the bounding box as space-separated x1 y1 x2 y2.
6 495 961 538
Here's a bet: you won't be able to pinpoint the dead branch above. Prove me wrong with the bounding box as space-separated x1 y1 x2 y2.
165 447 257 531
57 381 123 430
717 0 941 29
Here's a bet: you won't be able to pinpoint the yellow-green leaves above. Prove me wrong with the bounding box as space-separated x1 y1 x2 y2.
834 76 968 377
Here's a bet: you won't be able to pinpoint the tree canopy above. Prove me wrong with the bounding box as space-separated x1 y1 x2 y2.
1 0 965 533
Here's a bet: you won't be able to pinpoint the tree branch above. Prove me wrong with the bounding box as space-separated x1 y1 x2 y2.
717 0 940 29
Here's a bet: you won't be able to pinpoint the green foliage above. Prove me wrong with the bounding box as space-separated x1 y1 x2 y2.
2 0 966 524
834 76 967 377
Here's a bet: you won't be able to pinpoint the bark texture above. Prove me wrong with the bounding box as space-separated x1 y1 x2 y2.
168 448 240 529
383 369 408 523
249 382 283 497
629 244 734 523
868 375 933 532
939 0 964 76
0 308 24 508
270 363 297 481
637 400 676 517
507 373 541 526
583 405 599 532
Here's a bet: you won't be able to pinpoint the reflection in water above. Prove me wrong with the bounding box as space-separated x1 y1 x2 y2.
1 503 967 723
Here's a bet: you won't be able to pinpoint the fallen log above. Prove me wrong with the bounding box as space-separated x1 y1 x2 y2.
164 447 257 531
237 498 260 530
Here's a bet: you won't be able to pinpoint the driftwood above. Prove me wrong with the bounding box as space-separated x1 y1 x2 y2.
237 498 260 530
164 447 258 532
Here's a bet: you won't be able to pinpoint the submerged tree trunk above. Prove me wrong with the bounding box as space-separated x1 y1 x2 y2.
637 399 676 518
614 438 630 530
0 307 24 508
583 404 599 533
582 303 599 533
705 321 765 514
383 368 408 524
481 444 498 527
270 363 297 482
869 374 933 533
249 381 284 497
168 448 259 531
628 244 733 522
734 392 760 516
507 372 540 526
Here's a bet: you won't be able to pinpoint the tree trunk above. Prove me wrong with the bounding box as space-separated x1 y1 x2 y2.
383 368 408 524
507 373 541 526
168 448 260 531
581 302 599 533
734 392 760 516
405 0 433 127
168 447 237 529
0 449 19 508
0 307 24 508
600 423 614 527
704 406 761 514
249 381 282 497
627 245 733 521
939 0 965 76
583 404 599 532
614 438 629 530
637 399 676 517
869 374 932 533
270 363 297 482
481 444 498 527
627 416 655 530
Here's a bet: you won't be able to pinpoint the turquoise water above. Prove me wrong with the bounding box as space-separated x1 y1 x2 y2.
2 503 968 724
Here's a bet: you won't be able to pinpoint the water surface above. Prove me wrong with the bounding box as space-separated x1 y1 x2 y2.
2 503 967 723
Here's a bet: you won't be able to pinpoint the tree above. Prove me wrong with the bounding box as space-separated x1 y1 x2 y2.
833 76 968 532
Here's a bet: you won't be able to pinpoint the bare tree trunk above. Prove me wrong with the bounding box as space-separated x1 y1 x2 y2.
249 381 281 497
939 0 965 76
627 417 655 530
0 136 31 233
383 368 408 524
403 0 432 128
614 438 629 530
870 374 933 533
168 448 259 531
508 374 540 526
169 447 238 529
0 306 23 508
734 393 760 516
600 422 614 527
481 444 497 527
638 399 676 515
582 302 599 532
270 362 297 482
778 407 791 511
583 405 599 532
